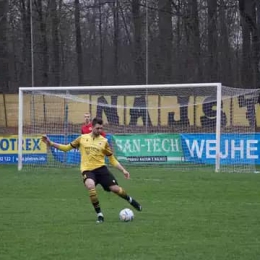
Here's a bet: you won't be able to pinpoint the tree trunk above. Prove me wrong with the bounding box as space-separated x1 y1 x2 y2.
36 0 49 86
132 0 145 84
158 0 172 83
98 1 104 85
173 0 182 82
50 0 60 86
239 0 253 87
207 0 218 81
113 0 119 84
19 0 31 86
0 0 9 92
74 0 83 85
219 0 232 86
256 0 260 88
184 0 201 82
251 1 260 88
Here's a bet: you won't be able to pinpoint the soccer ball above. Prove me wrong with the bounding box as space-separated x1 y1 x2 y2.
119 208 134 222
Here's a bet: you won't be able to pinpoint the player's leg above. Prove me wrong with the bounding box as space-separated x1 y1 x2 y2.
109 184 142 212
97 167 142 211
82 171 104 223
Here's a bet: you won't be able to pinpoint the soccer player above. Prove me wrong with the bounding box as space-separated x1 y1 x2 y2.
41 118 142 223
81 112 106 137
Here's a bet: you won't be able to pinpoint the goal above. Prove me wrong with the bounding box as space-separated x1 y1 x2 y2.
18 83 259 173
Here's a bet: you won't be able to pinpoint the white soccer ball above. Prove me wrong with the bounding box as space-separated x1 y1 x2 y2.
119 208 134 222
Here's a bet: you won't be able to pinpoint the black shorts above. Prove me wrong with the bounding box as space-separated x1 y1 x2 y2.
82 166 118 192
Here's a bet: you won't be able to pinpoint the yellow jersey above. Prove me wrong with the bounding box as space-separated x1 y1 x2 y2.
56 134 118 172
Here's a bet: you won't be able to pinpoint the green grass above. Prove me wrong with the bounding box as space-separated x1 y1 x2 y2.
0 165 260 260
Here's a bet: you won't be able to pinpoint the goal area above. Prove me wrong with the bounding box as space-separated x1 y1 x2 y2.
18 83 259 173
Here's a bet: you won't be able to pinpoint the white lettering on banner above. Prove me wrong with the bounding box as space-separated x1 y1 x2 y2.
220 140 229 158
116 139 144 153
185 139 258 159
247 140 258 159
144 139 152 152
14 156 46 162
145 139 160 152
116 138 181 153
231 140 244 159
170 139 180 151
133 139 141 152
144 138 180 152
186 140 204 158
162 139 171 152
120 140 138 153
154 139 161 152
115 140 122 151
206 140 216 159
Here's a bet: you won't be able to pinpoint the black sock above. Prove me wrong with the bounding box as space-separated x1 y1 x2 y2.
115 187 130 201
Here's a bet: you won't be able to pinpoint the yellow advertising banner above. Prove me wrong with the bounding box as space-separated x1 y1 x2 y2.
0 135 47 154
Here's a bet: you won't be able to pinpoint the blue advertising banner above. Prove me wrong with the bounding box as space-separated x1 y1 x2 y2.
180 133 259 165
49 134 112 164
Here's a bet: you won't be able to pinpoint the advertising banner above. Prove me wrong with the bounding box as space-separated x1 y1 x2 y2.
49 134 112 164
0 135 47 164
49 134 80 164
2 133 258 166
181 133 259 165
112 134 183 163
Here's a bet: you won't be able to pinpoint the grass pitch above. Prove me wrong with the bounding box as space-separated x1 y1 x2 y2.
0 165 260 260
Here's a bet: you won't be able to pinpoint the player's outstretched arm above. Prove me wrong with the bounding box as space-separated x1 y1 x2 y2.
41 135 74 152
116 162 130 179
108 155 130 179
104 140 130 178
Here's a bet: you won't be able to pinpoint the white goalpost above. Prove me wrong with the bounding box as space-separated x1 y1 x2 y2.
18 83 259 173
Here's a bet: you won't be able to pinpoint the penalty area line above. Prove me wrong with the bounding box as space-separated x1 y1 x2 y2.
143 178 161 182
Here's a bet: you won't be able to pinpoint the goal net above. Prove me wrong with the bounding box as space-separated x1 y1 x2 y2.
18 84 260 173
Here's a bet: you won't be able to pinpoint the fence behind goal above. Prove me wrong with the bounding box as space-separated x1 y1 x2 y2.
18 84 260 173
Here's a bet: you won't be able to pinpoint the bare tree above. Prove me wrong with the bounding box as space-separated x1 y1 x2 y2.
74 0 83 85
35 0 49 86
172 0 182 82
113 0 119 84
207 0 218 81
251 0 260 88
219 0 232 86
50 0 60 86
2 0 259 91
0 0 9 91
132 0 145 84
98 1 104 85
158 0 172 83
19 0 31 86
184 0 201 82
238 0 260 88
